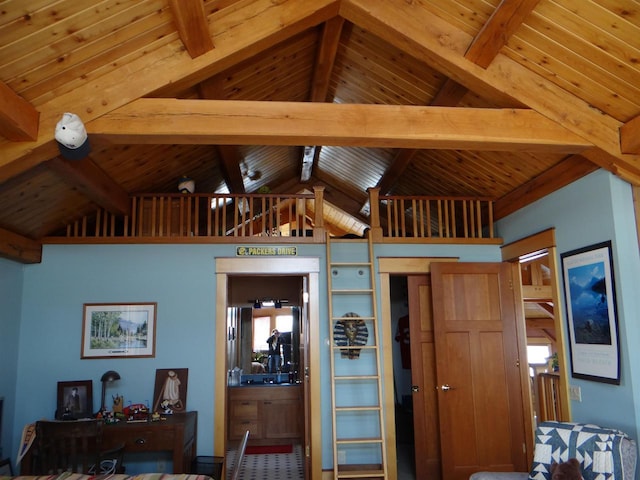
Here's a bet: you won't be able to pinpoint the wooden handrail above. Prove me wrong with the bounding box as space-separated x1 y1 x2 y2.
46 186 498 244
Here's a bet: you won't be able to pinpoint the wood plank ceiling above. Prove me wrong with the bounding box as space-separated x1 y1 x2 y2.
0 0 639 263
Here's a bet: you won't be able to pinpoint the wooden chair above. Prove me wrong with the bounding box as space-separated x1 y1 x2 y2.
230 430 250 480
34 419 124 475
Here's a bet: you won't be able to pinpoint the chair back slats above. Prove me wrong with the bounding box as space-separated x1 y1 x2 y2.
35 420 102 474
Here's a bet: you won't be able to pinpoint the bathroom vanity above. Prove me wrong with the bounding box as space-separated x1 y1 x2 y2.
227 383 302 445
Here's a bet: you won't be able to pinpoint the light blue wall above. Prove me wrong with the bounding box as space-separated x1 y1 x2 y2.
497 169 640 445
10 239 500 472
0 257 23 461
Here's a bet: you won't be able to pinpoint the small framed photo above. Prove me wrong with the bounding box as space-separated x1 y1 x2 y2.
81 303 157 358
56 380 93 420
561 241 620 384
152 368 188 414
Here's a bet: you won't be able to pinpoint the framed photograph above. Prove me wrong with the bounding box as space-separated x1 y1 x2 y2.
152 368 188 414
81 303 157 358
561 241 620 384
56 380 93 419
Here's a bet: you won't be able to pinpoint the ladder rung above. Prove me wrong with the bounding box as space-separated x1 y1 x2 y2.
331 316 375 321
337 468 386 479
331 288 374 294
336 437 383 445
336 406 381 412
334 375 379 380
333 345 377 350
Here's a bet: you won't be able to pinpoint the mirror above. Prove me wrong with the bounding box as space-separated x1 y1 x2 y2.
227 306 302 383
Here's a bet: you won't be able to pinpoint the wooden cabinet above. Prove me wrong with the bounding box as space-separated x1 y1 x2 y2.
228 385 302 445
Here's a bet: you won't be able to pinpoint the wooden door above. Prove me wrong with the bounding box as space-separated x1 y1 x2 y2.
407 275 441 479
431 262 528 480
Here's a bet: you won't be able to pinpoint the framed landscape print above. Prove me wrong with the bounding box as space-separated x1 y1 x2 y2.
561 241 620 384
82 303 157 358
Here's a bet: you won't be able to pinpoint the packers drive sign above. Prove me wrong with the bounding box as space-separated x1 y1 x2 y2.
236 246 298 257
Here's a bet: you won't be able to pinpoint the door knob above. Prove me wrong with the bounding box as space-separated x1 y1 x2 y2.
439 384 452 391
411 385 419 392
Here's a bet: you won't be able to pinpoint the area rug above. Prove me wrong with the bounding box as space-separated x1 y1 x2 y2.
245 444 293 455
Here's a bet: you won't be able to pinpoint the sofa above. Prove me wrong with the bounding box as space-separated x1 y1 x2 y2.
470 421 637 480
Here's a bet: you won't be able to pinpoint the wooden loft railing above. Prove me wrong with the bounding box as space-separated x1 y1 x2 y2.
45 187 499 244
369 189 495 243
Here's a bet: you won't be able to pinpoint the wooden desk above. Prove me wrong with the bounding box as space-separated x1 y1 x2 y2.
21 412 197 475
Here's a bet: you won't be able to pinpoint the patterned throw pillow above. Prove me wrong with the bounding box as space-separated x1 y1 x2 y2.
529 422 628 480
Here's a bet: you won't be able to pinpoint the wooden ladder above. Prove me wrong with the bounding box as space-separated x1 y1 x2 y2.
327 235 388 479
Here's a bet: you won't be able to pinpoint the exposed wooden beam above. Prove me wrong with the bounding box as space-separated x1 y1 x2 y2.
216 145 246 193
88 99 592 153
340 0 640 181
376 150 416 194
0 0 340 183
168 0 214 58
302 17 345 182
47 156 130 215
494 154 599 220
468 0 541 68
389 0 539 204
0 226 42 264
0 81 39 141
310 16 345 102
199 74 246 194
621 114 640 154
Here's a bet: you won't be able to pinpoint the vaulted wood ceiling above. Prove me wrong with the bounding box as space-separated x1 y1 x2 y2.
1 0 640 262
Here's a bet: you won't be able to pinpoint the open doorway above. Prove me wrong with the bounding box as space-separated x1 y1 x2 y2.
501 228 571 430
213 256 322 480
389 276 415 480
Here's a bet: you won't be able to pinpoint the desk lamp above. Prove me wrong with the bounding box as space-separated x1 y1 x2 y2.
100 370 121 413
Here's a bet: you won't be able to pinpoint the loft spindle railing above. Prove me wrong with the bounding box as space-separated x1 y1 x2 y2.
52 187 497 243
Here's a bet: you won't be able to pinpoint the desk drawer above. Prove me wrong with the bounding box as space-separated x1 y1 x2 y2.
108 427 175 452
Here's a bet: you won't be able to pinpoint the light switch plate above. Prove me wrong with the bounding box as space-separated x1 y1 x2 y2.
569 385 582 402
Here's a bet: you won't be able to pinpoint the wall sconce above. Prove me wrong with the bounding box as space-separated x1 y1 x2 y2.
100 370 121 413
253 299 261 309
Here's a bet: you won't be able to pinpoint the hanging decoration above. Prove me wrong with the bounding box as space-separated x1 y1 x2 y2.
333 312 368 359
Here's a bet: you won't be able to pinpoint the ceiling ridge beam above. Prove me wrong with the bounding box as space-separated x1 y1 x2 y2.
88 99 593 153
339 0 640 181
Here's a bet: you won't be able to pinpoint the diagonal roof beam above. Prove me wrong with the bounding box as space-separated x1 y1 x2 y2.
0 0 340 184
373 0 540 210
340 0 640 184
168 0 215 58
199 76 245 193
216 145 246 193
47 156 130 215
301 16 345 182
0 226 42 264
432 0 541 105
88 99 592 153
0 81 39 141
